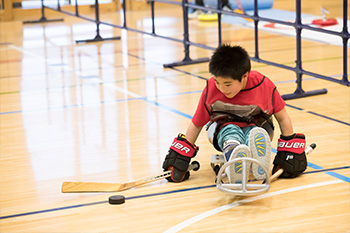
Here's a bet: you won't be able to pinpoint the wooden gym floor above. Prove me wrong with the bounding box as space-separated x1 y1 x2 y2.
0 0 349 232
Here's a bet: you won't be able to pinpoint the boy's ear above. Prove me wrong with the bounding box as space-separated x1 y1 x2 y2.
242 72 249 80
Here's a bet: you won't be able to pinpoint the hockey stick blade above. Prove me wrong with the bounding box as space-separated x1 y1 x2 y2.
61 161 200 193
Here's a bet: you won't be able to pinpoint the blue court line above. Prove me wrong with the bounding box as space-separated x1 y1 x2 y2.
1 83 348 184
0 166 348 220
1 90 349 128
307 111 350 126
0 92 199 119
307 163 350 183
285 104 350 126
168 67 208 81
0 72 348 220
2 74 344 96
0 98 141 115
0 201 107 220
272 147 350 183
0 185 215 220
273 77 316 84
304 166 350 175
144 98 193 119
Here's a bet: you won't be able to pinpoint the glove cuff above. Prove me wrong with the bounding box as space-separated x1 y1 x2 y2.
280 133 296 140
170 134 198 158
280 133 305 140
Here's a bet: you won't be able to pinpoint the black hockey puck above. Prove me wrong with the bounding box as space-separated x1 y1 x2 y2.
108 195 125 205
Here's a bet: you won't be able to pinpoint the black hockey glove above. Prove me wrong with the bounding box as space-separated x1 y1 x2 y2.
162 133 199 182
272 133 307 178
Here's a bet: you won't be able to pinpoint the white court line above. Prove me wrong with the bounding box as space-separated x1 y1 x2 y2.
9 44 46 61
102 83 144 99
8 44 144 99
7 44 84 77
7 44 144 104
6 43 146 99
164 179 343 233
7 45 119 77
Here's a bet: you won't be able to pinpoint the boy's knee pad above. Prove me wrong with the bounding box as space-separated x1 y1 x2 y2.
206 122 223 152
206 122 217 144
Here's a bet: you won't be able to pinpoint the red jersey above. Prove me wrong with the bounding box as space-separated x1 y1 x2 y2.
192 70 286 128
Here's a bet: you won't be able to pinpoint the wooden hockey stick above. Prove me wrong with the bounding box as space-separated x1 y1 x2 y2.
270 143 316 182
61 161 200 193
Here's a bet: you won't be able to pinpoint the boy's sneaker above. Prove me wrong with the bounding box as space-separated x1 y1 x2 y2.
249 127 271 180
225 144 251 184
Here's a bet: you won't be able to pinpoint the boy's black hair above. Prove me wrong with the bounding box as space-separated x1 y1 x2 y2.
209 44 251 81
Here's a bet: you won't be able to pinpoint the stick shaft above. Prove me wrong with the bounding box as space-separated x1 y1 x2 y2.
270 144 315 182
62 161 199 193
129 162 199 188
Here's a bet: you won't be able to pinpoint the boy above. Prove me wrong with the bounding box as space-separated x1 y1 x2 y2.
162 44 307 183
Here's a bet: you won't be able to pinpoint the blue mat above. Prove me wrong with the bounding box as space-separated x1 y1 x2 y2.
203 0 274 11
222 8 313 24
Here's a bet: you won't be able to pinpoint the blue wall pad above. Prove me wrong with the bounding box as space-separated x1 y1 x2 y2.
203 0 274 11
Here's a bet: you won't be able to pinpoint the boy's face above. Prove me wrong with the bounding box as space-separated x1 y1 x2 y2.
214 74 247 98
